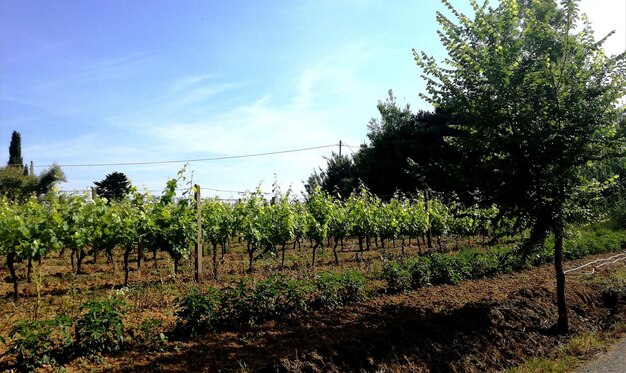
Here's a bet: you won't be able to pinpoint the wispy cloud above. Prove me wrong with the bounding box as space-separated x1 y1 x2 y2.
170 82 243 110
18 45 380 195
36 53 155 90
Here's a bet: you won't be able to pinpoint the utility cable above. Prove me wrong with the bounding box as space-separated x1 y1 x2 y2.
35 143 338 168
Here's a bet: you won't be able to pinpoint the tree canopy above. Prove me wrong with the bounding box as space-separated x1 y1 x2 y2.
415 0 626 333
94 172 132 202
8 131 24 167
1 131 65 200
306 92 463 200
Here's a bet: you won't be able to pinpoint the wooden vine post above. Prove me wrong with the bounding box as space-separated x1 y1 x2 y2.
194 184 203 284
425 189 432 249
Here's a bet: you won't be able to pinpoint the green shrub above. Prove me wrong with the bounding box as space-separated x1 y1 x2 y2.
406 256 432 288
174 287 220 337
74 299 126 355
251 275 311 321
457 249 501 278
219 280 256 328
314 272 343 309
609 200 626 229
134 318 168 351
381 262 412 293
429 253 464 285
339 269 367 303
314 270 367 309
7 317 72 371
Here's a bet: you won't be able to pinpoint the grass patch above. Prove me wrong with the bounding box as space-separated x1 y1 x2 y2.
505 355 579 373
506 326 626 373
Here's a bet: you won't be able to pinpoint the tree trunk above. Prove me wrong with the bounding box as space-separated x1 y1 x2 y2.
7 252 19 301
247 244 254 272
213 242 218 279
76 248 86 274
123 247 131 287
27 257 32 283
281 242 287 270
311 242 319 269
554 226 569 334
333 238 339 265
70 250 75 273
137 240 143 271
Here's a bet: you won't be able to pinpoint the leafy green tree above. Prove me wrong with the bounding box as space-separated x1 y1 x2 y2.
0 164 65 201
94 172 132 202
415 0 626 333
305 152 358 199
36 164 66 195
8 130 24 167
346 91 463 200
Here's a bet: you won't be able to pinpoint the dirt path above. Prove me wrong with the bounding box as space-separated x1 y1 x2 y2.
576 336 626 373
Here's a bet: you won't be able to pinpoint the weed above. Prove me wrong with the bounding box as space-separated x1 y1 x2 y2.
314 270 366 309
174 287 220 337
505 356 579 373
6 316 72 371
74 299 127 355
562 333 604 356
133 318 169 351
381 262 412 293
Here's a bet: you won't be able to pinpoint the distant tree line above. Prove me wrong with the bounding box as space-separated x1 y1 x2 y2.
0 131 66 200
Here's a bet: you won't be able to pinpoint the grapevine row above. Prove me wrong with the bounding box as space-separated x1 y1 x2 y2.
0 174 505 300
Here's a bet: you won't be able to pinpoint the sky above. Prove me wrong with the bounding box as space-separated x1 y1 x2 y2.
1 0 625 199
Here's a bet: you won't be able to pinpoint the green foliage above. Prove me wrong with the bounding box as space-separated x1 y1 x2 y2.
345 187 381 244
8 130 23 166
314 270 367 309
381 224 626 292
250 275 312 321
74 299 127 355
609 199 626 229
305 152 358 198
94 172 132 202
174 287 220 337
429 253 464 285
219 276 312 328
6 317 72 371
133 318 168 352
0 166 37 200
218 280 257 328
355 92 462 198
564 224 626 260
405 256 433 288
306 186 334 246
416 0 626 241
381 261 413 293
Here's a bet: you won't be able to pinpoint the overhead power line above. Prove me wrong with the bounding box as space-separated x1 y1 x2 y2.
35 143 339 168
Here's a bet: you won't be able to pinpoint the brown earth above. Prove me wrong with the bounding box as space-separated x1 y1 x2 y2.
1 242 625 372
92 255 626 372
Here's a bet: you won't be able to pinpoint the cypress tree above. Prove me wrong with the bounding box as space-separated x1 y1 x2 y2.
8 131 23 166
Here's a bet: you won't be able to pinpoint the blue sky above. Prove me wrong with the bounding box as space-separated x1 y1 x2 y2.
1 0 624 199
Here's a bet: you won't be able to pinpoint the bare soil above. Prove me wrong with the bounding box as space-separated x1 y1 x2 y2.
1 241 625 372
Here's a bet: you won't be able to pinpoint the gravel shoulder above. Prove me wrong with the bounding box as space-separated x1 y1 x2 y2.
576 336 626 373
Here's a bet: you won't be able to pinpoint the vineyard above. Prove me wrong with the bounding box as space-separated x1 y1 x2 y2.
0 168 508 301
2 0 626 370
1 170 625 371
